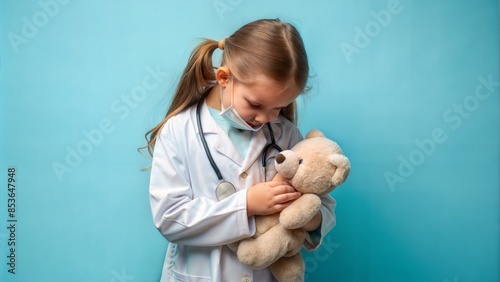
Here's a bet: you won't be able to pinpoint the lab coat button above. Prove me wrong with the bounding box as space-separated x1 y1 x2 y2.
240 172 248 179
241 276 252 282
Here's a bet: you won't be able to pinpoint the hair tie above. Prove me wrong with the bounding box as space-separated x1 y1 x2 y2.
218 38 226 50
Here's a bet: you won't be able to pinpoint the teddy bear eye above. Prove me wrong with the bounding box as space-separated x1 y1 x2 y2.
299 159 303 165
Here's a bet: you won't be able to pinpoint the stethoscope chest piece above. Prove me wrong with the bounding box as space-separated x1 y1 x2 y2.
215 181 236 201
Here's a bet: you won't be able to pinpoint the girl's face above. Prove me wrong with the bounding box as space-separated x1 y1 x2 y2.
221 74 300 129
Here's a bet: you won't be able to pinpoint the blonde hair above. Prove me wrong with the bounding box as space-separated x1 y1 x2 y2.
143 19 309 156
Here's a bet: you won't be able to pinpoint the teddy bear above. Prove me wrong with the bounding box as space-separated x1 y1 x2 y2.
235 129 350 282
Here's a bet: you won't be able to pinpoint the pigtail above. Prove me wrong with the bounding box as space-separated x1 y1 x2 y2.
143 39 219 157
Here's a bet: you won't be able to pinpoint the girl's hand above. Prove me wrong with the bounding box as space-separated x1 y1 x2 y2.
246 181 301 217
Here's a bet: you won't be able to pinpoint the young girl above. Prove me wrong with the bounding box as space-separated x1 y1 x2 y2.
146 19 336 282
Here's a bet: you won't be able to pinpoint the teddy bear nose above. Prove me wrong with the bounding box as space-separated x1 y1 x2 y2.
276 153 286 164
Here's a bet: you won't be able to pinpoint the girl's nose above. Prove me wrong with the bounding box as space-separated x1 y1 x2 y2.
255 111 277 124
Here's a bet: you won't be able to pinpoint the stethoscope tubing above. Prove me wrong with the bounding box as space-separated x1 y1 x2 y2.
196 98 225 182
196 98 283 188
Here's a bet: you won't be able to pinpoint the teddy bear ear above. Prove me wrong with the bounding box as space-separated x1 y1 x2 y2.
306 129 325 139
330 154 351 187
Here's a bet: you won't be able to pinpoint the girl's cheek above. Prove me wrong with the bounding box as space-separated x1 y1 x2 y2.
240 109 255 120
272 109 281 118
267 110 279 121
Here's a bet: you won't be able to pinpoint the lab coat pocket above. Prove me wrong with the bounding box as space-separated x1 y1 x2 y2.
172 270 211 282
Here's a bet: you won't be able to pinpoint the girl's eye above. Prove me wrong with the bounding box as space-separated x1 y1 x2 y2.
299 159 303 165
247 101 261 108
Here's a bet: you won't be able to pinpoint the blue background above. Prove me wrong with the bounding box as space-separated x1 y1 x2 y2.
1 0 498 281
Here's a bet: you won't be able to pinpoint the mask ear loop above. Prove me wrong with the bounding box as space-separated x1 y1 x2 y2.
230 78 235 108
219 75 234 112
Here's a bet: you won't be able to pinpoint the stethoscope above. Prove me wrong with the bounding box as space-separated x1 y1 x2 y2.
196 98 283 201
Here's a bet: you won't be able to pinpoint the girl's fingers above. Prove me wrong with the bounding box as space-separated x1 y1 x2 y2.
267 180 291 187
277 184 299 195
275 191 301 204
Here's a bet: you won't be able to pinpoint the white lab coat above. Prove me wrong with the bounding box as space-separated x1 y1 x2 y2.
149 101 337 282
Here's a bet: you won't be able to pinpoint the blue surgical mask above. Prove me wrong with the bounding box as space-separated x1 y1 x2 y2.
219 83 264 131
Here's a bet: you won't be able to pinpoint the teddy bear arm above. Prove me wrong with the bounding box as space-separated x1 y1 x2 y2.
280 194 322 229
237 224 294 269
269 253 305 282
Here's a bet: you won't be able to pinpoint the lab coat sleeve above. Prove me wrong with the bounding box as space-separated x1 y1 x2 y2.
303 194 336 251
149 121 256 247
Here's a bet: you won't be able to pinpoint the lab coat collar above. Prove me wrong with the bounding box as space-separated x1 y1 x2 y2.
196 100 243 166
195 100 219 134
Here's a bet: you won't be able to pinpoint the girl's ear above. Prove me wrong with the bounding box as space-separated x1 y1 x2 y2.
216 66 231 87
